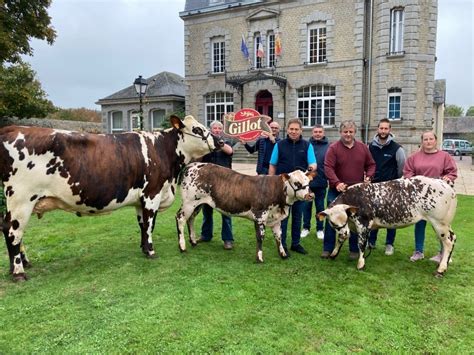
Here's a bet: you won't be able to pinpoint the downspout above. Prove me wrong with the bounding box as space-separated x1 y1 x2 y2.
364 0 374 143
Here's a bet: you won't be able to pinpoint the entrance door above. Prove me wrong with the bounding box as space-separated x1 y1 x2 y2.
255 90 273 119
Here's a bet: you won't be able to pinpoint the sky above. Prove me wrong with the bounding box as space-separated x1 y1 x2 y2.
24 0 474 111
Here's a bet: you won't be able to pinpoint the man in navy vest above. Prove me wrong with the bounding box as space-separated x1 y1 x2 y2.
241 121 280 175
368 118 406 255
269 118 316 255
301 125 330 240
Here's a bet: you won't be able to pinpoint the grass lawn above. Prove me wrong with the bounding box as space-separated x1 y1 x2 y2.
0 194 473 353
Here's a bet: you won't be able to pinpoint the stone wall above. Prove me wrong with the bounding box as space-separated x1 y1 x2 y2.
0 117 102 133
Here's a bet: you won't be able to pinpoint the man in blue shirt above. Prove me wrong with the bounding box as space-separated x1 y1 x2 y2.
269 118 316 255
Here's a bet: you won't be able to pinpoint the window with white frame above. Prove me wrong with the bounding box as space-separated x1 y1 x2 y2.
390 8 404 54
387 88 402 119
131 111 141 131
254 33 264 69
151 109 165 131
267 32 276 68
110 111 123 133
205 92 234 127
297 85 335 127
308 23 326 64
211 37 225 73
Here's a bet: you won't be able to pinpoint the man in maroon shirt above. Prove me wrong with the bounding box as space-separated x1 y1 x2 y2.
321 120 376 259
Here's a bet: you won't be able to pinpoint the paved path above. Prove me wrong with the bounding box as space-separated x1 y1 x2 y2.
234 155 474 196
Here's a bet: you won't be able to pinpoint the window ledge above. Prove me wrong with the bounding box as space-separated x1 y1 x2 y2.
304 60 328 68
208 71 225 77
387 117 403 121
386 51 405 58
249 66 276 72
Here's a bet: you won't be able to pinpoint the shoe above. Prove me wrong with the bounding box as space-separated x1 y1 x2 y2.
429 252 453 264
316 230 324 240
223 241 233 250
290 244 308 255
320 251 330 259
410 251 424 262
197 236 211 243
301 229 310 238
385 244 394 256
349 252 359 260
368 242 376 249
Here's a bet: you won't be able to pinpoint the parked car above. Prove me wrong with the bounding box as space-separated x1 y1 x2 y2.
442 139 472 156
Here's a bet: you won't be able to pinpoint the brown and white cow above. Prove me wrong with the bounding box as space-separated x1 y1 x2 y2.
0 115 221 281
176 162 315 262
317 176 457 277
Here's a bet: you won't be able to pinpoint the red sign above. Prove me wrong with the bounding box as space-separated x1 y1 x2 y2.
223 109 272 142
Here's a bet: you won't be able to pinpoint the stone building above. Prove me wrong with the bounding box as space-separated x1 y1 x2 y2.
96 71 185 133
180 0 439 154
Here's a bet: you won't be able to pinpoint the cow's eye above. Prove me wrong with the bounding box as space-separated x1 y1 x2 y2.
192 127 204 136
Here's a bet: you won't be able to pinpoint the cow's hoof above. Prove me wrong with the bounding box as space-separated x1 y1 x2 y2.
357 265 365 271
256 258 264 263
12 273 27 282
329 254 337 260
280 253 289 259
434 271 445 278
146 253 156 259
190 241 197 247
179 248 187 253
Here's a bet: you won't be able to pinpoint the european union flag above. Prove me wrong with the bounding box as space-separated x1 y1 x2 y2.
241 35 249 60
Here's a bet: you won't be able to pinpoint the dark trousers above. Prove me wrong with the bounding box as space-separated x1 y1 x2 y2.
368 228 396 246
302 187 327 231
323 188 358 253
201 204 233 241
280 200 304 248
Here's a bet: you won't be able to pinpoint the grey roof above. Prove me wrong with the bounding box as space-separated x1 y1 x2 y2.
184 0 262 12
99 71 185 101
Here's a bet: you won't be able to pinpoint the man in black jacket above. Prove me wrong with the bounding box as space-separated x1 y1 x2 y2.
368 118 406 255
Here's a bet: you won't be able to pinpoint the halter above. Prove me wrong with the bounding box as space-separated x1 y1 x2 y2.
182 130 214 152
287 180 310 196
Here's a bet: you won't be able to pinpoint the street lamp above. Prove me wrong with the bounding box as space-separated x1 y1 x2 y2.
133 75 148 130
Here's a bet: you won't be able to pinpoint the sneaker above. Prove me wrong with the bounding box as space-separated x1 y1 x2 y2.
290 244 308 255
349 252 359 260
410 251 424 262
223 241 233 250
316 230 324 240
385 244 394 256
320 251 330 259
301 229 310 238
429 252 453 264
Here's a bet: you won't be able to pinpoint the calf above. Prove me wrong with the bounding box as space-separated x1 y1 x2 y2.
318 176 457 277
176 163 315 262
0 115 220 281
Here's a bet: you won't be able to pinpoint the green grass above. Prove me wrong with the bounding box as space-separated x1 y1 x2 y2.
1 194 473 353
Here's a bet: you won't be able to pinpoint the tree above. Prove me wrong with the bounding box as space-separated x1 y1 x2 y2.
0 61 55 118
0 0 56 64
465 106 474 117
444 104 464 117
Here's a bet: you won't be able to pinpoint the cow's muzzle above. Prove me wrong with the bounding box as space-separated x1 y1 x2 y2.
304 192 314 201
211 134 225 151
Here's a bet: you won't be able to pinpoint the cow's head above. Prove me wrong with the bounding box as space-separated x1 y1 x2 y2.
317 204 358 240
282 170 316 203
171 115 222 159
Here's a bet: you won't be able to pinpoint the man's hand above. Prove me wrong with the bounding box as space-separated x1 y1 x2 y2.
336 182 347 192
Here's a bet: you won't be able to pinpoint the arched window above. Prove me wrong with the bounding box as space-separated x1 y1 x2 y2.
110 111 123 133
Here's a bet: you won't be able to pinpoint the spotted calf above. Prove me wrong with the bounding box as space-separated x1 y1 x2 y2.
176 162 315 262
318 176 457 277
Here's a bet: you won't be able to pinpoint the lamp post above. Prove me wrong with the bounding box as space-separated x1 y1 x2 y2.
133 75 148 130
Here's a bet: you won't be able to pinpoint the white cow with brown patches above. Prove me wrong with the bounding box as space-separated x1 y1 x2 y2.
318 176 457 277
0 115 222 281
176 163 315 262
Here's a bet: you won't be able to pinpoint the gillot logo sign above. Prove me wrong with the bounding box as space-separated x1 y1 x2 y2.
223 108 272 142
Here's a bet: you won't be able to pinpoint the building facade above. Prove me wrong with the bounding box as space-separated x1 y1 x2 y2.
97 71 185 133
180 0 438 154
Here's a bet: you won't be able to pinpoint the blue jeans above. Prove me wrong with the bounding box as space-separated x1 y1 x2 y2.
302 187 327 231
201 204 233 241
280 200 304 248
414 220 427 252
368 228 396 246
323 188 359 253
